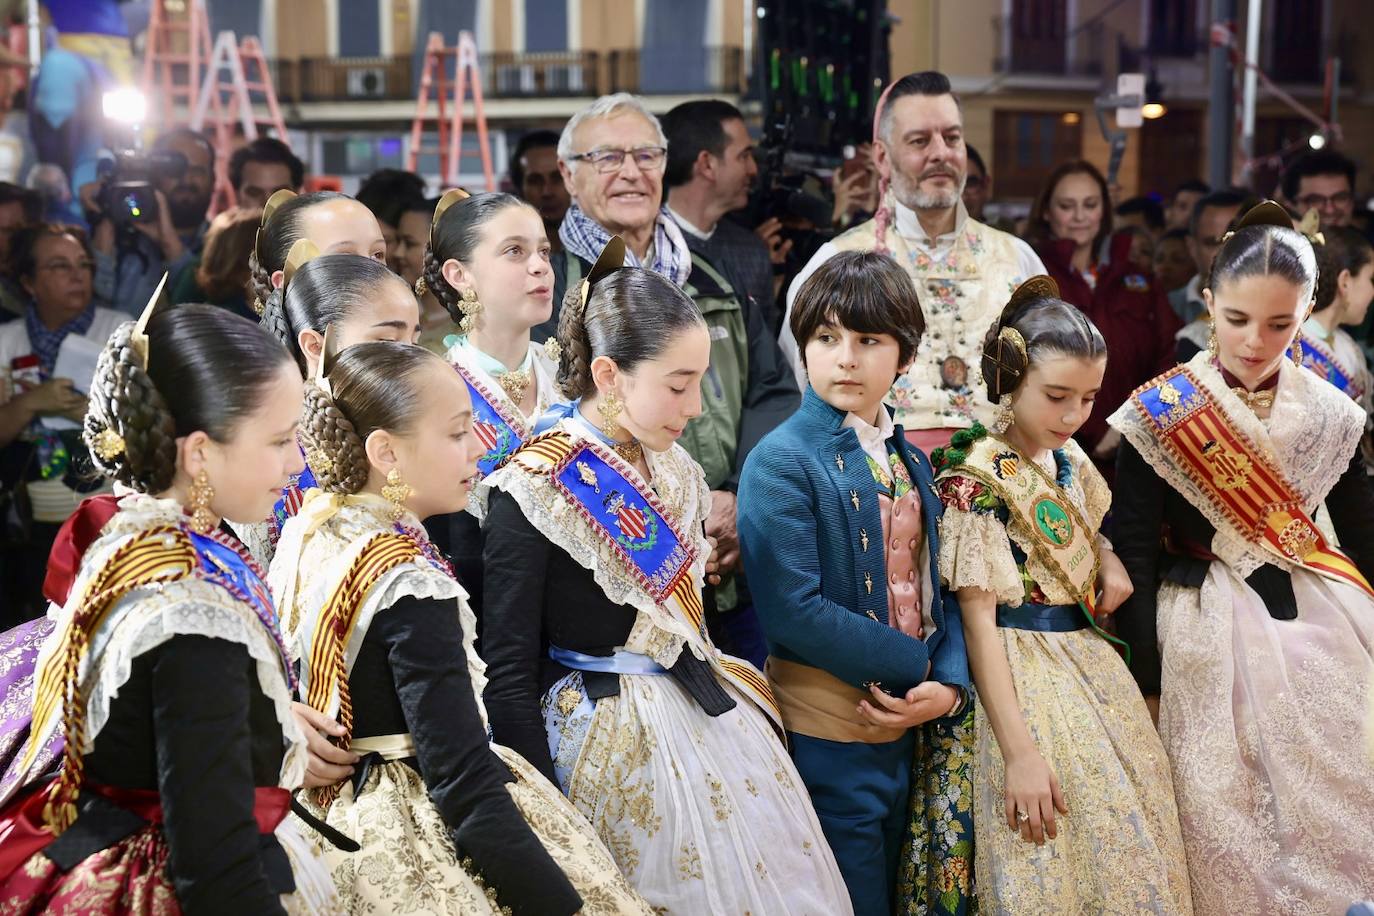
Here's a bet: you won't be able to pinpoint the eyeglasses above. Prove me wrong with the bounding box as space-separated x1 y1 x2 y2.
567 146 667 174
1296 191 1353 210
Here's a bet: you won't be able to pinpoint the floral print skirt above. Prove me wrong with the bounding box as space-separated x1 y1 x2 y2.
897 705 977 916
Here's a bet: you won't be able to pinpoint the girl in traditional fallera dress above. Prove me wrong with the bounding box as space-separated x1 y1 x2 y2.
236 247 421 566
246 189 389 318
480 238 852 913
934 278 1191 915
0 302 337 913
1111 201 1374 914
419 189 565 625
1300 220 1373 406
269 341 647 915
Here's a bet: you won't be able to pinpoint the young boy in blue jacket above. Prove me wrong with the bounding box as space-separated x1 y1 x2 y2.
738 250 971 916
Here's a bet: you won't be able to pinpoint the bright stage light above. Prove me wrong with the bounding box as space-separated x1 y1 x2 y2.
1309 133 1327 150
102 89 147 125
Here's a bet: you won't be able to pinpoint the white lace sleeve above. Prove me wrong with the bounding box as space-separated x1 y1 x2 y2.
938 507 1023 605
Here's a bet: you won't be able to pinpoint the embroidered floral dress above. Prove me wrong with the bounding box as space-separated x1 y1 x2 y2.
936 439 1192 916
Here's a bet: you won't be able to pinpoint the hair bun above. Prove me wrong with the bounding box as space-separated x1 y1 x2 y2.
980 275 1055 400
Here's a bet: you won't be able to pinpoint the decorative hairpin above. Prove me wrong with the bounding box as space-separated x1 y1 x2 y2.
129 273 171 369
282 238 320 290
581 235 627 309
313 323 336 399
1297 208 1326 246
431 188 470 245
91 425 126 462
253 190 298 314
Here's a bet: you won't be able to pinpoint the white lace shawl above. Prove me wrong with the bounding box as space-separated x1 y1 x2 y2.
938 438 1110 605
268 493 484 726
447 338 564 522
30 493 306 788
482 417 717 670
1108 351 1365 577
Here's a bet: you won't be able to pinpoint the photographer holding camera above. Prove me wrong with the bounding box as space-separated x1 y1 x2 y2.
81 127 214 315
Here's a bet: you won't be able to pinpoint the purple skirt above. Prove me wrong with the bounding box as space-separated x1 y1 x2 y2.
0 617 60 806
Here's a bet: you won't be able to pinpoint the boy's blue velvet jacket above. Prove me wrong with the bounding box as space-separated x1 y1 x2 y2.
738 386 970 698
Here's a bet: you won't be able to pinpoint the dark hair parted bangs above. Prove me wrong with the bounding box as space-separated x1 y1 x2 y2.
790 250 925 367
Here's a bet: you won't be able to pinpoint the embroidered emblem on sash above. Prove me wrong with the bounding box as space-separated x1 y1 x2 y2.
1033 497 1073 545
552 442 693 601
992 450 1019 479
1129 365 1374 597
455 364 525 477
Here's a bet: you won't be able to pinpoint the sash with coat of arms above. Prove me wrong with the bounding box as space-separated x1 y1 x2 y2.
454 363 529 478
1128 365 1374 597
506 429 783 733
937 433 1128 655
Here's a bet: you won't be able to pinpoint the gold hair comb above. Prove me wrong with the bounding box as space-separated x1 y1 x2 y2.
129 273 171 369
580 236 627 309
313 323 336 399
282 238 321 290
430 188 470 246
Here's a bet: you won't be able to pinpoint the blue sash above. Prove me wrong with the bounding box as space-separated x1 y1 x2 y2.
996 601 1088 633
456 364 526 477
188 529 294 688
1299 336 1356 397
550 441 694 602
548 645 669 675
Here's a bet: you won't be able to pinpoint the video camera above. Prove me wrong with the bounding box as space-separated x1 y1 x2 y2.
739 114 841 273
93 149 188 229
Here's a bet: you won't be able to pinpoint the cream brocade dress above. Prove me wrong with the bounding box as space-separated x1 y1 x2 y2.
1110 353 1374 915
937 440 1192 915
487 417 853 915
269 494 650 915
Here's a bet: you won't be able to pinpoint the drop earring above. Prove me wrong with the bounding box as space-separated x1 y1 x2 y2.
1290 334 1304 366
993 394 1014 434
382 468 413 522
1207 316 1219 359
596 392 643 463
188 470 216 534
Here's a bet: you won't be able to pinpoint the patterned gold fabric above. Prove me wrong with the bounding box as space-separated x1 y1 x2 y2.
971 629 1192 914
298 755 647 915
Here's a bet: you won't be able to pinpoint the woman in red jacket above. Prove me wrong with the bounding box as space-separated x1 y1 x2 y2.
1027 161 1181 480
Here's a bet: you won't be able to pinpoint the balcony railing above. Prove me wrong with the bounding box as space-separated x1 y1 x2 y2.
992 15 1104 78
268 47 747 105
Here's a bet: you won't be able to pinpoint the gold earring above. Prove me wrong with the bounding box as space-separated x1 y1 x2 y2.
457 287 483 335
189 469 216 534
382 468 413 522
1291 334 1304 366
993 393 1014 434
596 392 643 463
1206 316 1219 359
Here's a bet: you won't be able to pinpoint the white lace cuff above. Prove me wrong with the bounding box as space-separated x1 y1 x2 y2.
938 508 1023 605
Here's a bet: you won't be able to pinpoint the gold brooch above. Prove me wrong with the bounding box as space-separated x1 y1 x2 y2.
496 368 531 404
1231 387 1275 411
92 426 126 461
543 338 562 362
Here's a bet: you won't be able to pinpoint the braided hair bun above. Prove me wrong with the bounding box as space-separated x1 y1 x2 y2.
84 321 178 493
301 382 370 494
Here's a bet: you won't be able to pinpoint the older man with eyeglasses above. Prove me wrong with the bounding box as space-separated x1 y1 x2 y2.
538 93 798 667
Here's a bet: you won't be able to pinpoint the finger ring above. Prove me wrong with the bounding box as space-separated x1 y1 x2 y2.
1016 809 1030 823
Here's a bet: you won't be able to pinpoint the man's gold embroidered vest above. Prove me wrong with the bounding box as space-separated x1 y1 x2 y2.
831 218 1025 431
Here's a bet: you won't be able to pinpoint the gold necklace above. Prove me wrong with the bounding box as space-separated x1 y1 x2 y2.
611 438 643 464
1231 386 1275 410
496 367 531 404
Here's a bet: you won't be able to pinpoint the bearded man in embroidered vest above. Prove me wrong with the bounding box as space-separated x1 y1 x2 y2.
782 71 1044 454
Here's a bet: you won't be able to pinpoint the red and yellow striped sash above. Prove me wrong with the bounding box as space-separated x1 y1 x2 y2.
1131 366 1374 597
303 531 421 806
25 526 197 831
